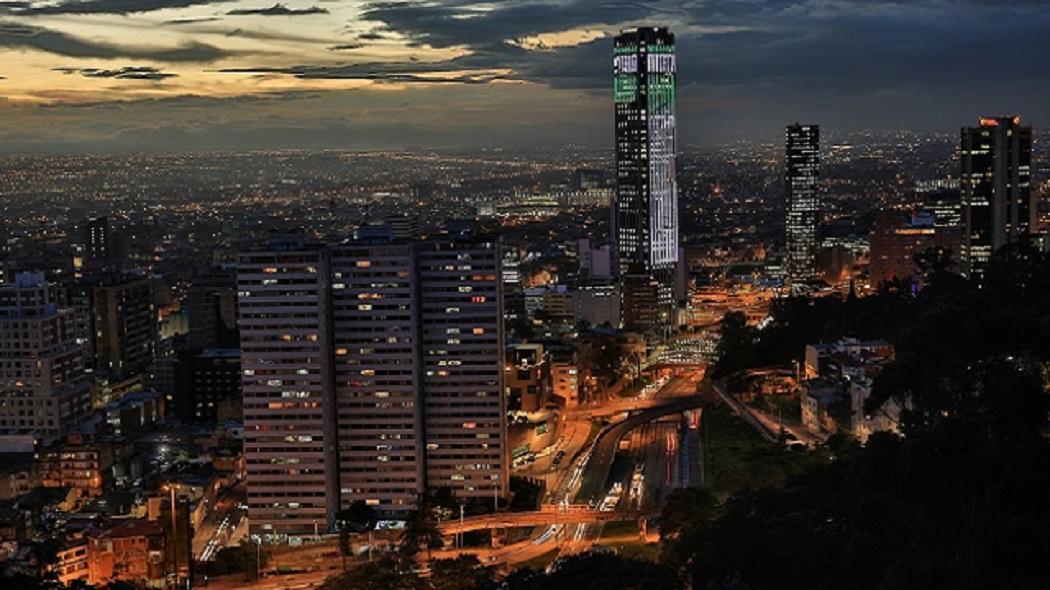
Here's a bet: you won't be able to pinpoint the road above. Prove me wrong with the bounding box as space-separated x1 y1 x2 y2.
575 389 705 503
194 481 248 561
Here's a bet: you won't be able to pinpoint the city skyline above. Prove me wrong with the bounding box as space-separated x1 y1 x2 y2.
0 1 1048 152
0 4 1048 589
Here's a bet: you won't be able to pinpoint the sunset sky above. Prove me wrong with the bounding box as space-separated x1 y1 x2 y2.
0 1 1048 152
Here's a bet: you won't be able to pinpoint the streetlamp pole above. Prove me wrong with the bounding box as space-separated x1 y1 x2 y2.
459 504 465 549
169 485 180 590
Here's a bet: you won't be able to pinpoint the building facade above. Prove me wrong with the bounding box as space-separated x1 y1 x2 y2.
0 274 91 441
238 232 506 536
785 124 821 288
612 26 679 337
869 210 961 287
238 241 334 537
960 116 1034 279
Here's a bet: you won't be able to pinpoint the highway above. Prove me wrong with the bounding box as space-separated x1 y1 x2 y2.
575 382 705 504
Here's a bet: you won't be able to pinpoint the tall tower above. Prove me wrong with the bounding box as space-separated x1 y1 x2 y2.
960 116 1034 279
612 26 679 337
785 124 821 288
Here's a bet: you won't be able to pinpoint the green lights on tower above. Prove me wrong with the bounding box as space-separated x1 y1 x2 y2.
615 74 638 103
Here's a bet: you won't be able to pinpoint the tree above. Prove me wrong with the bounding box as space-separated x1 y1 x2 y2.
502 553 681 590
428 555 496 590
508 476 542 512
211 540 268 580
400 505 444 560
712 311 757 377
656 487 716 540
337 501 379 570
318 555 424 590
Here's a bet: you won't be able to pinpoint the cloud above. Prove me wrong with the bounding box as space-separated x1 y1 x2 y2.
164 16 223 25
10 0 236 15
356 31 392 41
219 62 509 84
54 66 179 80
0 20 237 61
227 3 327 16
328 43 364 51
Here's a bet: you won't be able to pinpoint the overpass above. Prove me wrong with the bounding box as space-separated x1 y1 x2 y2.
564 395 699 420
438 505 640 536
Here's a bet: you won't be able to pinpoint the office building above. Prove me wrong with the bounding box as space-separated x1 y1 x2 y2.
0 274 91 441
170 348 241 424
785 124 821 288
187 267 239 350
869 210 961 287
67 275 157 381
238 231 506 536
578 239 612 280
960 116 1034 279
613 26 679 337
81 216 124 272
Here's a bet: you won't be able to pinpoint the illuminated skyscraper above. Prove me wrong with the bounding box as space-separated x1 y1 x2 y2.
960 116 1034 279
612 26 678 336
785 124 821 287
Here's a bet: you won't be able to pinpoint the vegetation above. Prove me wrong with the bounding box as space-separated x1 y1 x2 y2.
703 404 813 496
337 500 378 570
508 476 542 512
210 540 269 579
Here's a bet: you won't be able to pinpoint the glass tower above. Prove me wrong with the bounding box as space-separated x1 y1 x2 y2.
960 116 1033 279
785 124 820 288
613 27 678 336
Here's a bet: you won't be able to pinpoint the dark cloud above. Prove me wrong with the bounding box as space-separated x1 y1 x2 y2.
54 66 179 80
11 0 235 15
164 16 223 25
219 62 508 84
356 31 392 41
0 20 235 61
227 3 327 16
328 43 364 51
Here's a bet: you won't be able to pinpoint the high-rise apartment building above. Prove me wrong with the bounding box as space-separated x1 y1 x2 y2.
81 216 124 273
238 231 506 537
960 116 1034 279
0 273 91 441
187 267 239 350
785 124 821 288
238 241 334 537
612 27 679 337
417 238 505 500
69 275 157 381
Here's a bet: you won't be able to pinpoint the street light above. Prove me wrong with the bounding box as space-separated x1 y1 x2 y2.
165 484 180 590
